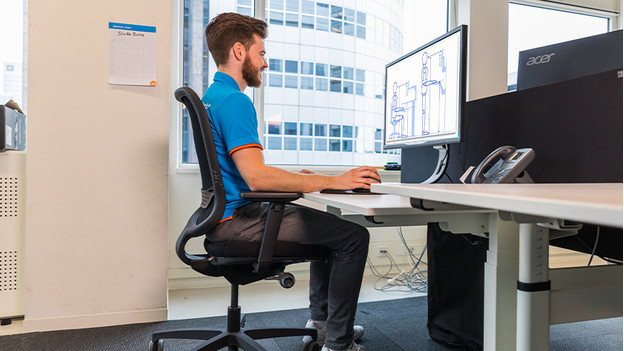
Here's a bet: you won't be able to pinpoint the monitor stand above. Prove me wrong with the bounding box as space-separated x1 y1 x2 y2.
421 144 449 184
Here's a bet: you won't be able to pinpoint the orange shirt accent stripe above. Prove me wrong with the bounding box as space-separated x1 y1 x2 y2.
219 215 233 223
229 143 263 155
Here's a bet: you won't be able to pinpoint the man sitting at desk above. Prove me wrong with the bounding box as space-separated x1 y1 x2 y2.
202 12 381 351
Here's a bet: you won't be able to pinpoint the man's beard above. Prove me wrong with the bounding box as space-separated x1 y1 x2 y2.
242 56 263 88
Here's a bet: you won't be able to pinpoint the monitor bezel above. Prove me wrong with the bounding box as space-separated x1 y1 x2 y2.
383 25 468 150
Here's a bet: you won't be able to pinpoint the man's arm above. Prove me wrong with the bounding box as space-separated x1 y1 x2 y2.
231 147 380 193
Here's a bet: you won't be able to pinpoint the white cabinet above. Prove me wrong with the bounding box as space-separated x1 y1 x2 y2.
0 151 25 321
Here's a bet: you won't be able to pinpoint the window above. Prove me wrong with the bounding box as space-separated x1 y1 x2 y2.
331 20 343 34
284 122 297 135
301 62 314 74
300 138 313 150
302 1 314 14
355 69 365 82
301 76 314 89
507 2 610 89
316 3 329 17
316 17 329 31
285 60 298 73
269 58 283 72
356 25 366 39
343 67 353 80
314 138 328 151
270 11 284 25
285 0 298 12
342 139 353 152
330 65 342 78
355 83 364 96
301 15 315 29
285 13 299 27
344 8 355 22
0 0 27 112
284 75 298 88
269 74 283 87
284 137 297 150
331 6 343 19
267 136 282 149
315 77 328 91
357 11 366 25
268 121 282 134
314 124 327 136
270 0 283 10
180 1 451 166
300 123 313 136
315 63 327 76
343 81 353 94
343 126 353 138
344 22 354 36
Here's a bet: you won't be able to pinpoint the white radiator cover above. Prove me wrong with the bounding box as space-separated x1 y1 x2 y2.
0 151 25 319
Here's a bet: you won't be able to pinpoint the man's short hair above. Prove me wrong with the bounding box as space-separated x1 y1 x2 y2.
205 12 268 67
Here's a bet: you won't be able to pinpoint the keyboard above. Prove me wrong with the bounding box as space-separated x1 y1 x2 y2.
320 188 372 195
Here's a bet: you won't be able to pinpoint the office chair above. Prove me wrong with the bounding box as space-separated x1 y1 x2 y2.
150 87 330 351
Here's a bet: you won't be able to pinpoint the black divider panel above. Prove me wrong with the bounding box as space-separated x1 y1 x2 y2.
404 69 622 350
402 69 623 184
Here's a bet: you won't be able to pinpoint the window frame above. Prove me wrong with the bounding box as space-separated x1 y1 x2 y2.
510 0 620 29
173 0 621 172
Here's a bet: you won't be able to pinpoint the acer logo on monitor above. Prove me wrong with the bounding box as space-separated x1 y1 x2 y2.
526 53 555 66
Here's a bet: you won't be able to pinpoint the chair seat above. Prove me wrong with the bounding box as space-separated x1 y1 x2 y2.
205 240 331 261
186 241 331 285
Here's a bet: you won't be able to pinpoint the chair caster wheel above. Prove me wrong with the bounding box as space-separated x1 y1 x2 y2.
303 339 321 351
279 271 295 288
149 339 164 351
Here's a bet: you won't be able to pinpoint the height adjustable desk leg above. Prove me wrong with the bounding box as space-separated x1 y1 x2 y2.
483 214 519 351
516 223 550 351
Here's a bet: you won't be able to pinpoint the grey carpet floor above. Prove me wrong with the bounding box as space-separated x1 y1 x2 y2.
0 297 621 350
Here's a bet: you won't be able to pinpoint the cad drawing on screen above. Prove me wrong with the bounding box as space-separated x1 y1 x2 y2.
389 48 448 140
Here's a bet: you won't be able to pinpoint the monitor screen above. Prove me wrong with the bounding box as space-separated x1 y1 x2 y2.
384 25 467 150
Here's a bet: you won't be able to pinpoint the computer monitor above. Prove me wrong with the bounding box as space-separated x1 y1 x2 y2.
383 25 467 183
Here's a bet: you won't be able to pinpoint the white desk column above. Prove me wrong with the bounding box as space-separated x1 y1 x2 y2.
483 214 519 351
516 224 550 351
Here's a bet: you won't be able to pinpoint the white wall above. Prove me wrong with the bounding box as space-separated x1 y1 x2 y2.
449 0 510 100
24 0 170 332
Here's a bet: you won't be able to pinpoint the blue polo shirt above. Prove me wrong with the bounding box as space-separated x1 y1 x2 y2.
201 71 263 221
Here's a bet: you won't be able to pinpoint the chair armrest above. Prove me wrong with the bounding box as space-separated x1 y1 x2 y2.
238 192 301 273
240 191 302 202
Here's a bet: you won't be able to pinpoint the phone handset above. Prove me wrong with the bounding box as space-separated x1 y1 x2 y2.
461 145 535 184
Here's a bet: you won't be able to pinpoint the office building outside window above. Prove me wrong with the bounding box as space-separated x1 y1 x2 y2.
181 0 448 166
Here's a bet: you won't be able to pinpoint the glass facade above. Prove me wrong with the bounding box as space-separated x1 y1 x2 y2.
181 0 409 166
261 0 405 165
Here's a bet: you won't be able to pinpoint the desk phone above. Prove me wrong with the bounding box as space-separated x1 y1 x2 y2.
461 145 535 184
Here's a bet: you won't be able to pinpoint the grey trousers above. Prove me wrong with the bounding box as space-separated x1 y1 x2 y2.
209 202 370 350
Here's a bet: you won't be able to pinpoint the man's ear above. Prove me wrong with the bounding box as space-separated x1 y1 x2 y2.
231 42 246 62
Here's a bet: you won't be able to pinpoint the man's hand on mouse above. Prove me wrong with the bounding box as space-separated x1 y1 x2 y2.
333 166 380 190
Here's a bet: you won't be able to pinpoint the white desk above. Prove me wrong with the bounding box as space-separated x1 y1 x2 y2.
304 183 623 351
374 183 622 228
